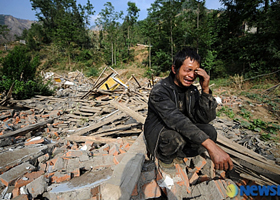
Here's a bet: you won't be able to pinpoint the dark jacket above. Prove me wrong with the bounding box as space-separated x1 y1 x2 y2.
144 72 218 158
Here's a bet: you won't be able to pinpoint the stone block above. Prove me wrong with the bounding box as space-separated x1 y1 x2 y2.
12 194 29 200
26 175 48 198
49 169 112 200
200 156 215 178
47 157 65 172
191 155 207 173
0 163 35 186
207 180 225 200
38 153 50 163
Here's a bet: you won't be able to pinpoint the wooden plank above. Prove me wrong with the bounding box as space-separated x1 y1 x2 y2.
109 100 146 124
90 123 140 136
71 112 127 136
67 135 118 143
0 118 54 139
217 133 275 165
94 129 142 138
73 111 94 116
218 144 280 184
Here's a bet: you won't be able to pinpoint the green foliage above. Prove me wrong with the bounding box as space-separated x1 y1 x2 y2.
0 45 54 99
1 46 38 81
0 24 9 39
86 67 99 77
238 108 252 120
216 106 235 119
29 0 94 52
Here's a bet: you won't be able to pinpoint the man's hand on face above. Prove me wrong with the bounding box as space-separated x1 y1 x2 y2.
195 68 210 94
202 139 234 171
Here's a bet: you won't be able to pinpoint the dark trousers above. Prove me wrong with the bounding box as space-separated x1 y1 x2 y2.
157 124 217 164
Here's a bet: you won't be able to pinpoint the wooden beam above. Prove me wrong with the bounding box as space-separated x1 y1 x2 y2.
0 118 54 139
109 100 146 124
71 112 127 136
67 135 118 144
217 133 275 165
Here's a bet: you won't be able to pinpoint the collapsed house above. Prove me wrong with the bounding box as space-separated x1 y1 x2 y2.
0 67 280 200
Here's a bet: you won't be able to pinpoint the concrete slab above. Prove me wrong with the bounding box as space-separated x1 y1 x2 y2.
0 145 47 174
48 168 113 200
101 133 146 200
0 163 35 186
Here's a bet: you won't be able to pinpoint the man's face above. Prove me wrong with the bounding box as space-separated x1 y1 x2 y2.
172 57 199 87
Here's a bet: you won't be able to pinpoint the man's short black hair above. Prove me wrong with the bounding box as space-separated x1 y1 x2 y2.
172 47 201 74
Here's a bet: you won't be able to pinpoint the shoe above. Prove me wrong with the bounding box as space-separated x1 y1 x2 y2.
158 160 176 175
174 157 185 164
174 157 186 170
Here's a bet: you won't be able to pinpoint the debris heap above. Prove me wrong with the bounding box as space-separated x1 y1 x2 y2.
0 67 280 200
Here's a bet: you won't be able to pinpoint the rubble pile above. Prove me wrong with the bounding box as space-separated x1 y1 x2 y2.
0 68 280 200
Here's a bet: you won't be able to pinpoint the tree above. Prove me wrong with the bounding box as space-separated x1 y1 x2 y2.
30 0 94 48
96 2 123 65
0 24 9 40
123 2 140 57
0 46 53 99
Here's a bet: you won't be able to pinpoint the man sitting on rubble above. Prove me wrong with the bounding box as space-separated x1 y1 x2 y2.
144 47 233 173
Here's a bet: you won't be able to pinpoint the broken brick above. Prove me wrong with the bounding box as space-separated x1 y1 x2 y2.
25 138 45 146
15 170 44 188
142 179 161 199
12 187 20 198
131 184 138 196
71 168 80 177
51 172 71 183
188 171 199 185
175 164 191 193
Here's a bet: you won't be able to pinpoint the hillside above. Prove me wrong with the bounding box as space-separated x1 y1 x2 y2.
0 14 35 43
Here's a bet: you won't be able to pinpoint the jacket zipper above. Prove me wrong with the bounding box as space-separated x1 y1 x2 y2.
173 90 178 108
189 91 193 112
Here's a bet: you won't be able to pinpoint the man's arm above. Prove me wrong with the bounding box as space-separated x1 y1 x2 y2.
202 139 233 171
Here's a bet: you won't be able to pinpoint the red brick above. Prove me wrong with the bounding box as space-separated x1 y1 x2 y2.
15 170 44 187
188 172 199 185
25 138 45 146
85 140 94 147
38 163 46 172
12 187 20 198
113 156 119 165
175 164 191 193
91 186 100 197
131 184 138 196
65 150 83 158
119 149 126 154
51 172 71 183
109 145 119 156
142 180 161 199
72 168 80 177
